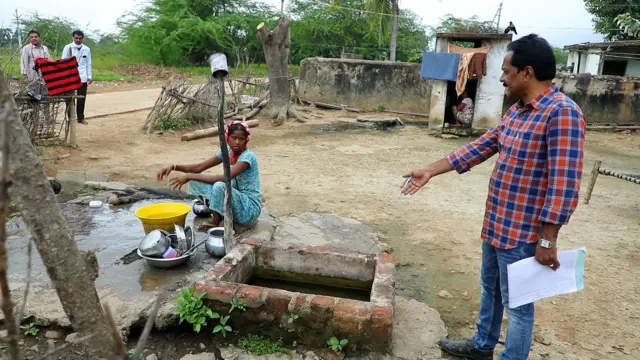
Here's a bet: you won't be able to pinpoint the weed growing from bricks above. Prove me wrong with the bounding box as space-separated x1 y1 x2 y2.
238 334 289 356
327 337 349 353
174 287 220 333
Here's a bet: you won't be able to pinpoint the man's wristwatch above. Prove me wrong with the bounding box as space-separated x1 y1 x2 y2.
538 239 556 249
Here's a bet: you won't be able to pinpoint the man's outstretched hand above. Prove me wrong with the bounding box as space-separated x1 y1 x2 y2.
401 169 433 195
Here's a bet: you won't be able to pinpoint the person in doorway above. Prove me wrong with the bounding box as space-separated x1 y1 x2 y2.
61 30 92 124
451 90 474 126
20 30 51 82
156 121 262 230
400 34 585 360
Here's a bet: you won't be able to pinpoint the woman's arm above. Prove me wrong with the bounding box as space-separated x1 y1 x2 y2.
176 156 223 174
456 102 467 111
187 161 250 184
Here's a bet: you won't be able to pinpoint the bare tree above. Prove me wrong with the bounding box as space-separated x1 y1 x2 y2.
0 73 118 358
256 18 307 125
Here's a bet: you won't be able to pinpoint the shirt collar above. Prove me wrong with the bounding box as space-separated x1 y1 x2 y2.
516 83 558 110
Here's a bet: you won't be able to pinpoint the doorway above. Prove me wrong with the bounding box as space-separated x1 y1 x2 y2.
443 79 478 134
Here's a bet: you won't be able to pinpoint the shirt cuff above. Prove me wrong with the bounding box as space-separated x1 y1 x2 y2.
539 207 572 225
446 150 470 174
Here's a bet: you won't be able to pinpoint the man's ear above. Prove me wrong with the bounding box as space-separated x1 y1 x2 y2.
523 66 535 81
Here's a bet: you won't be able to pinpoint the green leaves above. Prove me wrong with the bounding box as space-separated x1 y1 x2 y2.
615 13 640 38
287 313 299 324
327 337 349 353
585 0 640 40
174 287 220 333
213 315 232 337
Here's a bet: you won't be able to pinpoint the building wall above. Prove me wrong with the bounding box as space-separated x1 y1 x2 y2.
297 57 432 113
567 51 579 72
585 52 601 74
502 74 640 124
625 59 640 76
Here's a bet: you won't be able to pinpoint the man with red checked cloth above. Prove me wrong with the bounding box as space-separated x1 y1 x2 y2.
401 34 585 360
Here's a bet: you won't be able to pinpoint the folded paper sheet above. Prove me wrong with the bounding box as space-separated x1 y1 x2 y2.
507 248 586 308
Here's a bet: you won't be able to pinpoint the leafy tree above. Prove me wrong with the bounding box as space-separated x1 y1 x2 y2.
553 47 568 66
18 14 96 54
615 13 640 38
431 14 498 35
584 0 640 40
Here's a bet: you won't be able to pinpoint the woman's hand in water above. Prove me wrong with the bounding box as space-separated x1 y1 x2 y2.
401 168 433 195
156 165 174 181
169 174 190 191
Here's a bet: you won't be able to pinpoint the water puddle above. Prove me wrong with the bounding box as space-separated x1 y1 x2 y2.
311 120 400 134
7 199 219 300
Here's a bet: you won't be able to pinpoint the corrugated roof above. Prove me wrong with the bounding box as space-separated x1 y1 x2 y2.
564 40 640 50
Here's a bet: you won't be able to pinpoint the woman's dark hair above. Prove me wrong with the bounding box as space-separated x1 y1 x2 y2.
72 30 84 38
507 34 556 81
228 123 248 136
27 30 40 37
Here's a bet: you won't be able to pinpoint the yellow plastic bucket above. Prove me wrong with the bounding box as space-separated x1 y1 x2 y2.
134 202 191 234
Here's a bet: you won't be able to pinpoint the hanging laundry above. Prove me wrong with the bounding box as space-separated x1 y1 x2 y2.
34 57 83 96
420 52 460 82
448 44 491 96
468 53 487 79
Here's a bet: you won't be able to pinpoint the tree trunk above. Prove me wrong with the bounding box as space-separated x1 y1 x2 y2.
389 0 399 62
0 75 117 358
257 18 292 125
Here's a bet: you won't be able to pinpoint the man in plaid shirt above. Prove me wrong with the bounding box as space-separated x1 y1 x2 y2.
402 34 585 359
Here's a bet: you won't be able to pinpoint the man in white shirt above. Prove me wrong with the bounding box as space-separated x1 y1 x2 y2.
20 30 51 82
62 30 92 125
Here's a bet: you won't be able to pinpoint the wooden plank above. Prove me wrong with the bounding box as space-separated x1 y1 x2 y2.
584 160 602 204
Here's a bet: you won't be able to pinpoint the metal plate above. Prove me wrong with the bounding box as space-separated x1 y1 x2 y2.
137 248 193 269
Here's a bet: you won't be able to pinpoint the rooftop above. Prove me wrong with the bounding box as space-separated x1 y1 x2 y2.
564 40 640 50
435 32 513 41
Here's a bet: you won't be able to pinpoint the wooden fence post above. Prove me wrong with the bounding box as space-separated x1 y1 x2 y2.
584 160 602 205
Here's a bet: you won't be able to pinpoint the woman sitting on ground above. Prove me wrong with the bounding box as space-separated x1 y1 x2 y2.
451 90 474 127
156 121 262 230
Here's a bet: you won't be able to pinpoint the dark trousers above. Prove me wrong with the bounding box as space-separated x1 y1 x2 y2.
76 82 88 121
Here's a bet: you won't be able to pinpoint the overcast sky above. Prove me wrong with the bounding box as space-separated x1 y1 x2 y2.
0 0 603 47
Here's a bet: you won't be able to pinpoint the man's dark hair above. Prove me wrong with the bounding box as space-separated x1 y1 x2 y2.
507 34 556 81
27 30 40 37
72 30 84 38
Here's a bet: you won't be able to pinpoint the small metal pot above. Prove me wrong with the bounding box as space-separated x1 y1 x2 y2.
139 229 171 258
209 53 229 78
205 227 230 257
192 199 212 218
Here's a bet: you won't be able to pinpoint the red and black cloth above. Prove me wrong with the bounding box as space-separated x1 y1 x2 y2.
34 57 83 96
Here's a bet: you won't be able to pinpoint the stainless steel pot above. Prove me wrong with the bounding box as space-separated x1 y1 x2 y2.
205 227 228 257
139 229 171 257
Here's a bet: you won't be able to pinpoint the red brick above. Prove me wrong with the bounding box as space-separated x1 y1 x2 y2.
333 299 370 319
375 265 394 276
377 252 395 265
236 285 265 308
292 294 311 315
310 295 335 310
246 240 258 246
264 289 293 314
207 264 231 280
196 282 239 303
371 305 393 321
371 283 394 304
371 305 393 338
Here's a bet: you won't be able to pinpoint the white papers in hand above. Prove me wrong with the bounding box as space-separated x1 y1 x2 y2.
507 248 586 309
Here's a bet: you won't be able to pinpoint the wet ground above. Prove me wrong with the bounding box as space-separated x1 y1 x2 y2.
7 198 221 314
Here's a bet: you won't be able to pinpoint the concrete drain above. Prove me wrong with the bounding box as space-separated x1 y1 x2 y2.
196 241 396 352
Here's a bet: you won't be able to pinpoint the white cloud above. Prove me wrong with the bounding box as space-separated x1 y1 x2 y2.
0 0 602 47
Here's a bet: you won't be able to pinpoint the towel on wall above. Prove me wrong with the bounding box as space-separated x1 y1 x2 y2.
34 57 83 96
420 52 460 82
468 53 487 79
448 44 492 96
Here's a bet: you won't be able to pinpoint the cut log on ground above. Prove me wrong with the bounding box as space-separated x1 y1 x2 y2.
181 120 260 141
311 101 361 113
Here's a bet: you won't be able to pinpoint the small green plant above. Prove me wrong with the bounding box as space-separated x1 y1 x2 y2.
327 337 349 353
213 315 232 337
20 323 38 336
377 104 386 112
287 313 299 324
229 298 246 313
127 349 143 359
292 340 297 348
174 287 220 333
156 116 192 130
238 334 289 356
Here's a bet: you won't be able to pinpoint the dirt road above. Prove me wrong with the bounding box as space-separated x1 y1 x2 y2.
42 93 640 359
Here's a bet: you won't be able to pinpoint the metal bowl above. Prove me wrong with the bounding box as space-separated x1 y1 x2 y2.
139 229 171 257
137 248 193 269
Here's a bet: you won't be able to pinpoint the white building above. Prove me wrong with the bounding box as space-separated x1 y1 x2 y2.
564 40 640 77
427 33 512 133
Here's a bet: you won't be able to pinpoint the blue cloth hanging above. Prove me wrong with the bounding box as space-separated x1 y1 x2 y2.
420 52 460 82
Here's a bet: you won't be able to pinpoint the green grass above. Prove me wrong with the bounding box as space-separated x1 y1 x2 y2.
1 50 297 82
238 334 289 356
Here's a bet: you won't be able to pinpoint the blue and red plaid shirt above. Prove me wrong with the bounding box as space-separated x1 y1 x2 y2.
447 84 585 249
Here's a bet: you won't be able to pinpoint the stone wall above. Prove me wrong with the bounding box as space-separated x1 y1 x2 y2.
502 74 640 125
297 57 432 113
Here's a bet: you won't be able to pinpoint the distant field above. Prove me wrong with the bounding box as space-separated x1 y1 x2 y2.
1 49 299 82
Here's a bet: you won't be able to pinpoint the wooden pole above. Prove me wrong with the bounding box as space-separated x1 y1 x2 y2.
584 160 601 205
67 101 77 147
214 74 235 254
